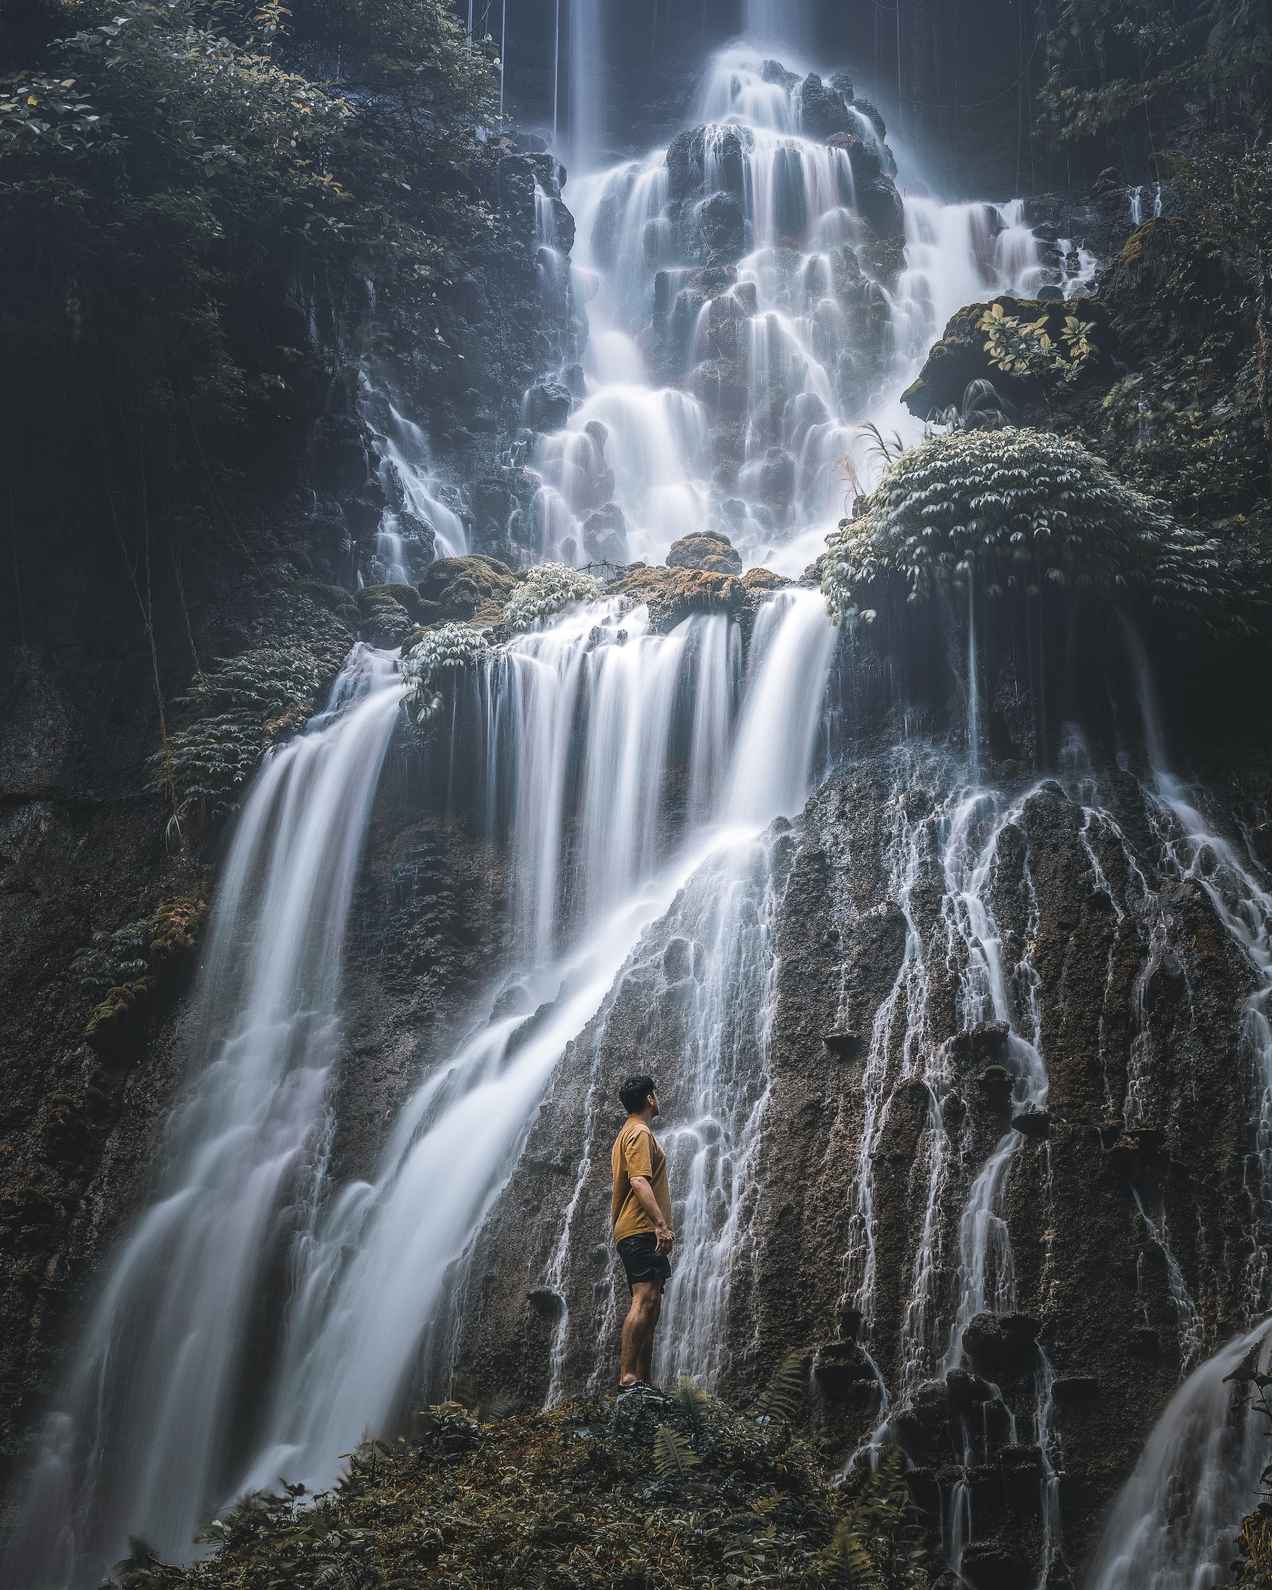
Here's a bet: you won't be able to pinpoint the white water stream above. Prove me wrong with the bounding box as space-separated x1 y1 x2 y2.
525 39 1073 575
9 10 1264 1590
7 585 834 1585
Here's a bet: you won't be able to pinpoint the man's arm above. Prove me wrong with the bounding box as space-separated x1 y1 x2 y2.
629 1175 674 1253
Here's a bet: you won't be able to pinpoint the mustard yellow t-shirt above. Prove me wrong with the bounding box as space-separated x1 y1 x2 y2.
611 1119 672 1242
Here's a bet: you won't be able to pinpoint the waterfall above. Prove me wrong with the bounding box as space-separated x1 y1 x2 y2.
3 647 405 1587
229 588 834 1498
569 0 603 172
1086 1323 1272 1590
14 582 835 1581
531 44 1066 579
360 376 467 581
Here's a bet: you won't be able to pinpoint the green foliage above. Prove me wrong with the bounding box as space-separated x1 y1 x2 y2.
157 625 350 820
1038 0 1272 146
154 1390 834 1587
652 1423 702 1480
675 1376 712 1437
0 0 508 526
821 426 1245 629
401 621 492 729
756 1349 810 1424
978 302 1097 384
825 1449 927 1589
501 563 603 633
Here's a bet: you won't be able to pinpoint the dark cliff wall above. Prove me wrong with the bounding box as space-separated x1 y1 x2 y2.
450 728 1269 1584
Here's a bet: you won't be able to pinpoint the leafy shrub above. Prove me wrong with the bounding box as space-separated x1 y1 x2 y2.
978 303 1097 384
158 633 350 821
400 622 492 726
821 426 1241 627
501 563 602 633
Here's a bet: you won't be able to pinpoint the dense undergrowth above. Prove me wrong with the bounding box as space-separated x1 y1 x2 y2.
110 1377 928 1590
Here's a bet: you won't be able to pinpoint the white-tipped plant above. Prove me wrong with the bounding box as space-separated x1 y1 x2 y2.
401 622 491 727
502 562 602 632
822 426 1239 628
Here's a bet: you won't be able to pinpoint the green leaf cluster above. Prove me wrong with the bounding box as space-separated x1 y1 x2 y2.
1038 0 1272 146
978 302 1097 384
821 426 1246 629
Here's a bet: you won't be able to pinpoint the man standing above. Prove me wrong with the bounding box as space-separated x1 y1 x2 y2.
611 1075 674 1391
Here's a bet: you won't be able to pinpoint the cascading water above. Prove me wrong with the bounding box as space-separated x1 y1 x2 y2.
359 378 467 581
11 579 835 1582
3 647 405 1586
1086 1323 1272 1590
231 587 835 1496
526 42 1078 579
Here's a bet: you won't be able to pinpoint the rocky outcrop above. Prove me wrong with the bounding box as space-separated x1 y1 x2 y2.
666 531 744 575
900 294 1116 421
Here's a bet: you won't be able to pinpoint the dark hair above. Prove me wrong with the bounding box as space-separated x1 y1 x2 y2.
618 1075 656 1114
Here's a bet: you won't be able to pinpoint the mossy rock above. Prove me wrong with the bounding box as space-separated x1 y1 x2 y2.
416 555 520 629
604 563 745 631
84 979 154 1063
666 531 743 575
149 896 208 972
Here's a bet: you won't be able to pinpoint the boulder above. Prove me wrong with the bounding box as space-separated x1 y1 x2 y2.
961 1312 1042 1384
356 585 418 648
892 1378 952 1465
666 531 743 576
666 126 706 200
741 567 790 595
900 294 1115 421
859 175 905 240
798 73 854 141
945 1367 995 1414
1011 1105 1051 1139
524 379 573 433
697 191 745 266
417 555 519 627
827 129 882 186
812 1340 878 1398
949 1022 1009 1071
582 503 629 565
604 563 745 632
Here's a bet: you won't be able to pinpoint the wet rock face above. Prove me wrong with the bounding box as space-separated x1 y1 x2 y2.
741 750 1261 1580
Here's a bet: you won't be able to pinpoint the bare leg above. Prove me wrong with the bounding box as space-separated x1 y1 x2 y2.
636 1288 661 1382
620 1282 661 1385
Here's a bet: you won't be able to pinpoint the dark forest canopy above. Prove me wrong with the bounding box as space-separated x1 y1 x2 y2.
0 0 506 501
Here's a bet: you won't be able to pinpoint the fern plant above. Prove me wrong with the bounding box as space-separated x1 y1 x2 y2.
652 1424 702 1479
755 1349 809 1423
400 621 492 728
826 1447 928 1588
502 562 602 632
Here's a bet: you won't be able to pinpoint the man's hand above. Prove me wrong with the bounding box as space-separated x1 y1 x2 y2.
655 1221 675 1255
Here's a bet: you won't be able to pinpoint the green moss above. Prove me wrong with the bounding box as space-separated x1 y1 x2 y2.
84 979 153 1060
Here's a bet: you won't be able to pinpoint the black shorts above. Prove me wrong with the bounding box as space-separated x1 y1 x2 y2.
617 1232 671 1291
